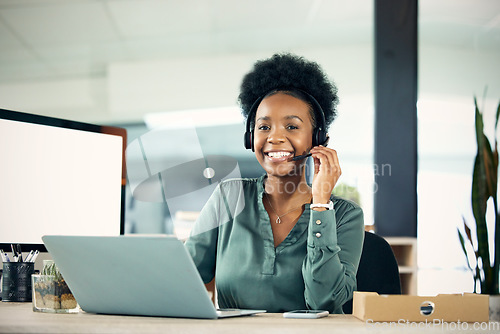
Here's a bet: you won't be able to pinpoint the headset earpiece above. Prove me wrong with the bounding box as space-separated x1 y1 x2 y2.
244 129 254 151
322 134 330 147
312 127 328 147
308 92 328 147
243 96 264 151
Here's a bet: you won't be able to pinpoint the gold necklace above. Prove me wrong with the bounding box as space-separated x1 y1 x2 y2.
264 193 306 224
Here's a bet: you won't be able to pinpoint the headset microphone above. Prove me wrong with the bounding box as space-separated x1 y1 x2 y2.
292 153 312 161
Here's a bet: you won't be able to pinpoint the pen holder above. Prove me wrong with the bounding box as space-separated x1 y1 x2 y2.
2 262 35 302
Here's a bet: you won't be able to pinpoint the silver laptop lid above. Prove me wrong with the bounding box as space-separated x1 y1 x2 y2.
42 235 218 318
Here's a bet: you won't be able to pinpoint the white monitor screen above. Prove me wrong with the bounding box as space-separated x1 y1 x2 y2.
0 109 126 251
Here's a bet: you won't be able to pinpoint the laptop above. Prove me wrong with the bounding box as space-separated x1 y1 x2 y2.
42 235 266 319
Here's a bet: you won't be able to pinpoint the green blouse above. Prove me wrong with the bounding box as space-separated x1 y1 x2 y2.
184 175 364 313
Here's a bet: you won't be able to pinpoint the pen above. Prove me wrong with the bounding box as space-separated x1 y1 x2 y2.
3 252 11 262
30 250 40 263
11 244 18 260
16 244 23 262
25 250 34 262
0 249 5 262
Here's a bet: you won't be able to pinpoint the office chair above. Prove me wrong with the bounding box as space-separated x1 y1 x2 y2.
342 231 402 314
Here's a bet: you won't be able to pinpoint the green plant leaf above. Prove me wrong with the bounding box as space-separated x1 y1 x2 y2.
462 215 481 293
463 96 500 294
463 216 473 247
475 97 484 149
472 154 489 229
495 100 500 132
457 227 472 271
495 211 500 294
483 135 497 200
496 101 500 294
471 97 494 293
493 142 499 199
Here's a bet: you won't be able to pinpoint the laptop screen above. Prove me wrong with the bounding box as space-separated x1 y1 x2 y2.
0 109 127 251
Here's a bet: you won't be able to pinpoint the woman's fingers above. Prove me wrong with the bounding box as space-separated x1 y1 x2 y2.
310 146 342 202
311 146 341 176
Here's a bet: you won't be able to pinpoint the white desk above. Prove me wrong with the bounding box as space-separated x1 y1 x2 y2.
1 302 499 334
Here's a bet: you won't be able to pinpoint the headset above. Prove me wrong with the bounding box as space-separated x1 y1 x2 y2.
243 88 328 151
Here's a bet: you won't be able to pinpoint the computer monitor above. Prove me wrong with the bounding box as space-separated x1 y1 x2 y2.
0 109 127 252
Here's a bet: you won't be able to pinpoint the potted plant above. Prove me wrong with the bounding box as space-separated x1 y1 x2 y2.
32 260 78 313
458 97 500 321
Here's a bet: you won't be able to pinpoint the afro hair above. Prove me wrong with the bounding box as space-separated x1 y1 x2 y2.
238 53 338 129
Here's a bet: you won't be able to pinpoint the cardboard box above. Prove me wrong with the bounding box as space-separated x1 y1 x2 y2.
352 291 489 323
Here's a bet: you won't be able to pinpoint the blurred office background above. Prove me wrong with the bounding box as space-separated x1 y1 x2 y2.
0 0 499 296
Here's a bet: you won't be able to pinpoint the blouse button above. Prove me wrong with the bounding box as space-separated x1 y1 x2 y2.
315 232 322 238
315 220 321 225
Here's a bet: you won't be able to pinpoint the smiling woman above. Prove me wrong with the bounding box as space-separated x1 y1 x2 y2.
184 53 364 314
253 93 314 176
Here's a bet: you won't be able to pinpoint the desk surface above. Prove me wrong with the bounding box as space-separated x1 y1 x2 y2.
1 302 499 334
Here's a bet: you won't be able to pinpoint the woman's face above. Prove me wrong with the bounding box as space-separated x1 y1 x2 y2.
253 92 314 177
